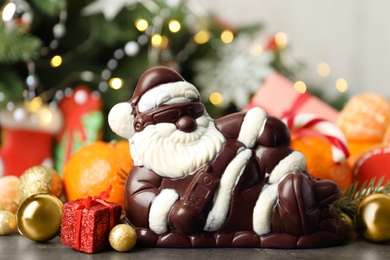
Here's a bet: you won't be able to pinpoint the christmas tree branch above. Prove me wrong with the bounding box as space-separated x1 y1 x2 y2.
30 0 67 16
335 176 390 218
0 26 41 63
0 67 26 108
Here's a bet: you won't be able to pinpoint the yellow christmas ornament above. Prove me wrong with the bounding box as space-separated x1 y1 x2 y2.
19 165 63 202
355 193 390 243
0 210 17 235
16 193 63 242
109 224 137 252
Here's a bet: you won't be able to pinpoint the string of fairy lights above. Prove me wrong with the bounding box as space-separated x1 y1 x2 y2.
47 2 239 104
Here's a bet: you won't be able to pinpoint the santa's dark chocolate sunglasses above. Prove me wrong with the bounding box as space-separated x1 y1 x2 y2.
132 102 205 132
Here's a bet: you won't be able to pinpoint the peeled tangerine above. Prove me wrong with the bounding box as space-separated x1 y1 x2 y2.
0 176 20 213
337 93 390 168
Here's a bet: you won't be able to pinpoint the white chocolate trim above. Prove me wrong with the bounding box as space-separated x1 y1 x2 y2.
108 102 135 139
204 148 252 231
238 107 267 148
253 183 279 235
268 151 306 184
149 189 179 234
138 81 200 113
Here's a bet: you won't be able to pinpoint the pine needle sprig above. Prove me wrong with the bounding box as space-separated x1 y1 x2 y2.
0 27 41 63
334 176 390 218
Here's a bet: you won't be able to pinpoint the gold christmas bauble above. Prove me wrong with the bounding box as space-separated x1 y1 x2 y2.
355 193 390 243
339 211 354 232
0 210 17 235
109 224 137 252
19 165 63 202
16 193 63 242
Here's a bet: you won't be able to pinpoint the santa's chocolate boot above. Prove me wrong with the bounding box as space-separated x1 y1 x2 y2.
267 172 346 248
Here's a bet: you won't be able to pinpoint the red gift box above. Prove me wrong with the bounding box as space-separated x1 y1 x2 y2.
60 186 122 253
244 73 339 122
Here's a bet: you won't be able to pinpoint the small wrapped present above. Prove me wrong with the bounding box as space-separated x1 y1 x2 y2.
244 73 339 122
60 185 122 253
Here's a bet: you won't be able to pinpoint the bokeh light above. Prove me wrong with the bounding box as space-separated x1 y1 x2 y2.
109 77 124 90
317 62 330 77
50 55 62 67
135 18 148 32
168 20 181 33
221 30 234 44
151 34 163 47
209 92 223 106
336 78 348 92
194 30 210 44
293 80 307 93
275 32 288 49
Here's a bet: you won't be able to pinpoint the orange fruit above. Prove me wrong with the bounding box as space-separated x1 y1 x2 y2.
337 93 390 167
63 140 133 207
291 135 352 189
0 176 20 213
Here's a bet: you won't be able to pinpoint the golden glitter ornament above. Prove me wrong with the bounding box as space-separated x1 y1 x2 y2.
16 193 63 242
355 193 390 243
0 176 20 213
109 224 137 252
19 166 63 202
0 210 17 235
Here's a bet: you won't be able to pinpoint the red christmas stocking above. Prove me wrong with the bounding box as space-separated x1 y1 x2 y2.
0 103 62 177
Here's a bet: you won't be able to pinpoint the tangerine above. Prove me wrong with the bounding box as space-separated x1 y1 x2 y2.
63 140 133 207
291 134 352 189
337 93 390 167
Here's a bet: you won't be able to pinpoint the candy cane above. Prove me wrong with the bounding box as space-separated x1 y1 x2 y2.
283 113 350 163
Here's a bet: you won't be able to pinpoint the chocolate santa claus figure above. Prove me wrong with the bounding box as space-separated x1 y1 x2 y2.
108 67 346 248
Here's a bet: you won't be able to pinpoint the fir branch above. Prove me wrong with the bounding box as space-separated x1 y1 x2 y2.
334 176 390 218
30 0 67 16
0 27 42 63
0 67 25 108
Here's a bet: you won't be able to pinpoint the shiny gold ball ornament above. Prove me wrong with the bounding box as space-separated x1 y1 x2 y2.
0 210 17 235
109 224 137 252
355 193 390 243
19 166 63 202
16 193 63 242
339 211 354 233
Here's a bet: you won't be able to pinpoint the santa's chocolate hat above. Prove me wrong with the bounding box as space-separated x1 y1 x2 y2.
130 66 185 106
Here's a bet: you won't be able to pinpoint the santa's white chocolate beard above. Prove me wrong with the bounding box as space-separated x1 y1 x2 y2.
130 114 226 179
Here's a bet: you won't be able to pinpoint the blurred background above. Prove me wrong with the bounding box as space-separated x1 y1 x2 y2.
1 0 389 142
199 0 390 100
